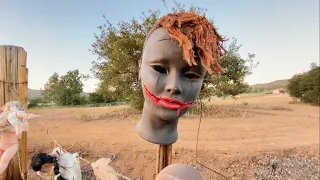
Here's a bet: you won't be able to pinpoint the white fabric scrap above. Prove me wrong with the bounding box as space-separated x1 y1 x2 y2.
91 158 119 180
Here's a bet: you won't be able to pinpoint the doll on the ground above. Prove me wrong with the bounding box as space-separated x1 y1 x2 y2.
0 101 41 174
30 147 82 180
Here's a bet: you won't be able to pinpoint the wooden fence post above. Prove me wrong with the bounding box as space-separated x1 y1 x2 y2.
0 45 28 180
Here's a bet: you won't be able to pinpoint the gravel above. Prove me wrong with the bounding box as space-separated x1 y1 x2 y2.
253 155 319 180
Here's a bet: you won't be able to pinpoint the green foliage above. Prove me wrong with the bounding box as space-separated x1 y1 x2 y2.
88 92 116 103
90 1 258 110
42 70 89 106
202 38 258 99
88 92 105 103
79 96 89 105
90 9 159 110
28 98 42 108
287 62 320 105
42 72 60 104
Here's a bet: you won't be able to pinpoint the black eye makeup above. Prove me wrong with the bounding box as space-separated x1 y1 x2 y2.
152 65 168 74
184 72 201 81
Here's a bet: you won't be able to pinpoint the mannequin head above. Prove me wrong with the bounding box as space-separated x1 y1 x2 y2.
156 164 206 180
137 12 226 145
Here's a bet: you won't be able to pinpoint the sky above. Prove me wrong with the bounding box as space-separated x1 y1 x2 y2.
0 0 319 92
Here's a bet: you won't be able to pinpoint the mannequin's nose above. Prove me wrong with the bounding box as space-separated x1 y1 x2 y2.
167 87 182 94
165 74 182 95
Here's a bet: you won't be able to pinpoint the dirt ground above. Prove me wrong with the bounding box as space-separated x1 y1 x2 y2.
25 94 319 180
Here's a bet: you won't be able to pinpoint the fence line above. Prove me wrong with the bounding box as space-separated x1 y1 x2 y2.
29 101 128 109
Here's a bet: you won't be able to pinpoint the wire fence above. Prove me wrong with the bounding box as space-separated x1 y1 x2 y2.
29 101 128 109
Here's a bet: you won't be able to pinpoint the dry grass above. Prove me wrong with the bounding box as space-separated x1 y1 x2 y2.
186 103 251 119
247 104 293 111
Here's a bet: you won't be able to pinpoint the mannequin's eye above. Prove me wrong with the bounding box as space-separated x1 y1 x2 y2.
184 73 200 81
152 65 167 74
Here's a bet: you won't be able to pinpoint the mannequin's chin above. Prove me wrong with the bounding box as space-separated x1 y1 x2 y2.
145 103 189 121
164 107 189 120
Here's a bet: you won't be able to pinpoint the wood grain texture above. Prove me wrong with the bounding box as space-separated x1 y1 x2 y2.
0 45 28 180
156 144 172 176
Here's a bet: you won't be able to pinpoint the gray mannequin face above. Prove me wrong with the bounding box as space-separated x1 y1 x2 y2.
140 28 206 121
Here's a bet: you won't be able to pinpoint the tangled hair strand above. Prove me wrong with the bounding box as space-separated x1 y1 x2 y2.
146 12 227 74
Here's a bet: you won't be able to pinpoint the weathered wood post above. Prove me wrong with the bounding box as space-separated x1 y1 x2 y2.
156 144 172 175
0 45 28 180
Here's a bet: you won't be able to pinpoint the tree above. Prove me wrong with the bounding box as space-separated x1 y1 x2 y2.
202 38 258 99
28 98 42 108
287 62 320 105
90 10 159 110
42 70 89 106
42 72 60 104
90 1 258 110
88 92 105 103
88 91 115 104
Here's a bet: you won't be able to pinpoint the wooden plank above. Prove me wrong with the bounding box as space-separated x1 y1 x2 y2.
18 51 28 179
18 48 27 106
5 46 11 102
18 48 26 68
11 46 21 179
11 46 18 100
0 46 6 106
0 45 28 180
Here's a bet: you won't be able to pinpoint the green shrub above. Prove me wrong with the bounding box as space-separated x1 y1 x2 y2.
287 63 319 106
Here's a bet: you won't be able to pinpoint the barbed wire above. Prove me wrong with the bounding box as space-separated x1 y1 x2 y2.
0 80 22 96
0 80 28 84
35 117 116 164
17 143 25 180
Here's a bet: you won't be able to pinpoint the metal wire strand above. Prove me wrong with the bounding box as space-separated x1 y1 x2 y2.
35 118 116 163
0 80 28 84
195 97 228 180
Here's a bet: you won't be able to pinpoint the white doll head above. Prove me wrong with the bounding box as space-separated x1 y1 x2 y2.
2 101 25 113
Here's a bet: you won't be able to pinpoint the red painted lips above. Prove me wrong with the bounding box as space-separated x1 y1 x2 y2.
144 85 194 116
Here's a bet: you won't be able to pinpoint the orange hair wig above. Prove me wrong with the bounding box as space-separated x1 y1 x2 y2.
146 12 227 74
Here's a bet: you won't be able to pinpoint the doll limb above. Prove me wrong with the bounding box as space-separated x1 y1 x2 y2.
7 112 31 138
14 123 22 139
0 115 12 135
0 127 15 137
0 143 18 174
16 111 41 120
14 120 29 139
0 113 9 127
0 149 3 159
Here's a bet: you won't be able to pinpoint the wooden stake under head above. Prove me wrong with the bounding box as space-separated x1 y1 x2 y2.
156 144 172 176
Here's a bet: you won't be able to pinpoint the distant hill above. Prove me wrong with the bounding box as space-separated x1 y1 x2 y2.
28 89 43 100
28 88 89 101
250 79 288 91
